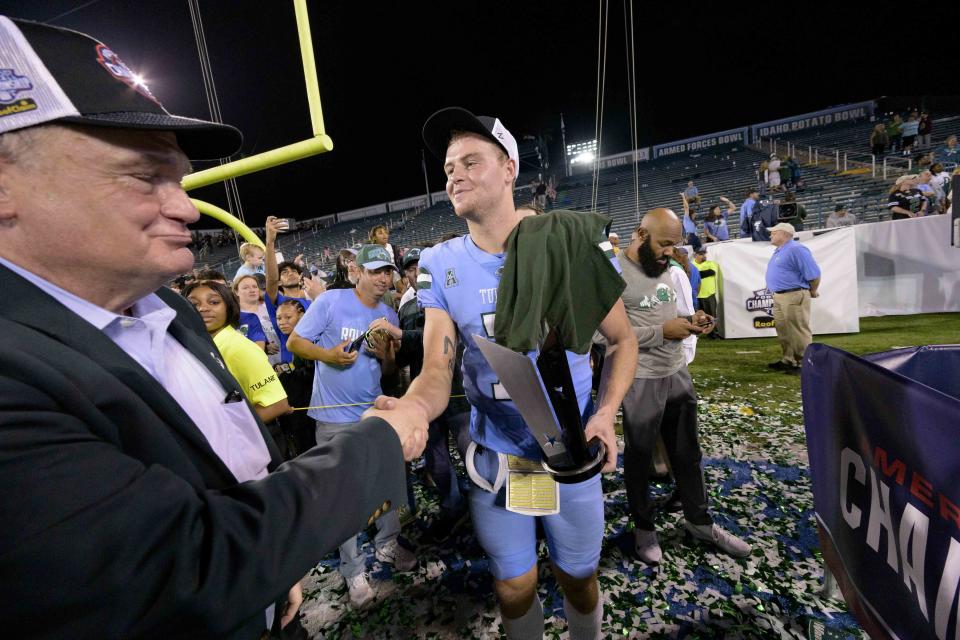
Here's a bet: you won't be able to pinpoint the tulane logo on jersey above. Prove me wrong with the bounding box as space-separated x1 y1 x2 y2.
445 268 459 288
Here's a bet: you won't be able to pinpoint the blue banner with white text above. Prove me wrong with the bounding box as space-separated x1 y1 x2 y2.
751 101 876 140
652 127 748 159
802 344 960 640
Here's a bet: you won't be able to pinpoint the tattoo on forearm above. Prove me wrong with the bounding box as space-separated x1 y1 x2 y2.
443 335 455 373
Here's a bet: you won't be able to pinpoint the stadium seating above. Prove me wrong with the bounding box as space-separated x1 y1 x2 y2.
192 114 960 278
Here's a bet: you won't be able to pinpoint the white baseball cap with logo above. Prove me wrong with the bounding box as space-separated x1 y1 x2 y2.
0 16 241 159
422 107 519 179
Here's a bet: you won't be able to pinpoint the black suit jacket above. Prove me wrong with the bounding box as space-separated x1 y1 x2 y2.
0 265 406 639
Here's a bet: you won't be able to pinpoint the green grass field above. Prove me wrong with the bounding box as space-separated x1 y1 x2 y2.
688 313 959 413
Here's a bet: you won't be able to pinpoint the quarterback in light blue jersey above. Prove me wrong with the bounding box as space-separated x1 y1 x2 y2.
417 234 619 460
363 107 637 640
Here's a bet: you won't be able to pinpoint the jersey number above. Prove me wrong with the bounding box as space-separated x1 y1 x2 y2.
481 312 511 400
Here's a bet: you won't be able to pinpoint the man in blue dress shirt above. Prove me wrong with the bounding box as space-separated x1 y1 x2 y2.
764 223 821 373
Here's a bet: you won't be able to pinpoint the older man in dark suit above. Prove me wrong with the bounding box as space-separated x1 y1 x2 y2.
0 17 425 639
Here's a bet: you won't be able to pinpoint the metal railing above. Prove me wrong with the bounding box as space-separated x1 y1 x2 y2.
757 137 915 181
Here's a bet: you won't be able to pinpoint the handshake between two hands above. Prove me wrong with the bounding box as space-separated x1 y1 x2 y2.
362 395 430 461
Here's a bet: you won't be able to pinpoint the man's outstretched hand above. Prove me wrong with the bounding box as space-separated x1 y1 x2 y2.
362 395 429 460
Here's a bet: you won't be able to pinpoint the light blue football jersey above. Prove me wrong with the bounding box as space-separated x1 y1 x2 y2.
417 233 620 459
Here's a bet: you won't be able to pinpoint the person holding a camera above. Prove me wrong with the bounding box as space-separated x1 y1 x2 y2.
263 216 313 367
285 244 414 608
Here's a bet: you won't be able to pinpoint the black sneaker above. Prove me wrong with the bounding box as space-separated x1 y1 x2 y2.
785 365 802 375
767 361 791 370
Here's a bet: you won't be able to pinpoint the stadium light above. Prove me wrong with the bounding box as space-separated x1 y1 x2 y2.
566 138 598 165
574 151 595 165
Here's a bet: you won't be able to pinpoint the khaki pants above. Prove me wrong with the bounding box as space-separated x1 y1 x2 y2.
772 289 812 366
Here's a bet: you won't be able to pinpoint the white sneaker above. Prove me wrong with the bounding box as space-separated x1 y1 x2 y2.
633 528 662 565
684 522 752 558
375 539 417 572
345 572 374 609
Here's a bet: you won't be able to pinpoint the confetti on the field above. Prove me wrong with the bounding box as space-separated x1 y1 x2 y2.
297 390 865 639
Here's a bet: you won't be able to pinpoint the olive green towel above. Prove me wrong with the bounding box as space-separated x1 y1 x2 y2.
495 210 625 354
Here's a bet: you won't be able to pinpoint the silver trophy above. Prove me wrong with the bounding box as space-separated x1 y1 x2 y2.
473 333 606 484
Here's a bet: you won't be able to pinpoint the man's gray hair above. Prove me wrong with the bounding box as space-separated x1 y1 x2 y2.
0 126 53 165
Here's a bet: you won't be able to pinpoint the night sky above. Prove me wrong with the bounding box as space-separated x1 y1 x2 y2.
4 1 952 228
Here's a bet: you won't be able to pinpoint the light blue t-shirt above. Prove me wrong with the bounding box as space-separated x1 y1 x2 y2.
294 288 398 424
740 198 757 226
682 213 697 235
765 240 821 293
417 233 620 459
233 263 265 281
705 215 729 240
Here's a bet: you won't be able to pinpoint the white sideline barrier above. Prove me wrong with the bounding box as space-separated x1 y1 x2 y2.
708 216 960 339
855 214 960 317
710 229 860 339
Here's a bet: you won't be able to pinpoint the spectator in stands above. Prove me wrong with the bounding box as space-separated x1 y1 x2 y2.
328 248 359 290
693 249 721 337
683 180 701 209
886 114 903 153
766 154 782 191
779 191 807 231
613 210 751 566
679 192 701 250
608 231 621 255
888 174 926 220
369 224 395 263
285 244 413 608
533 178 548 208
900 113 920 156
825 204 856 228
870 123 888 159
916 170 940 213
233 242 265 281
918 111 933 149
739 188 760 233
182 281 290 425
935 134 960 168
370 225 403 304
784 156 800 189
546 175 558 205
930 162 952 207
765 223 820 374
744 196 778 241
777 159 791 188
271 299 317 458
232 274 268 350
704 197 734 243
264 216 312 365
